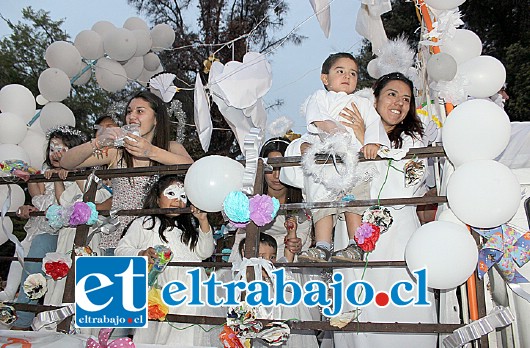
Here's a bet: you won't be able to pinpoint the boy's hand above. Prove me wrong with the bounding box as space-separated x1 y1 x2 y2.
361 143 381 160
139 247 157 264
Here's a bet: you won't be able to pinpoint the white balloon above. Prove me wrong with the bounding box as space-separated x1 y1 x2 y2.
122 56 144 80
36 95 49 106
184 155 245 212
0 144 30 163
0 112 28 144
367 59 381 79
132 29 152 57
95 58 128 92
0 185 26 213
437 209 467 228
39 102 75 132
19 127 47 169
427 53 457 81
38 68 71 102
123 17 149 32
45 41 82 78
459 56 506 98
103 28 137 61
137 66 162 87
91 20 116 40
405 221 478 289
143 52 160 71
73 62 92 86
442 99 511 166
74 30 104 60
0 216 13 245
440 29 482 65
0 84 36 122
150 23 175 52
447 160 521 228
424 0 465 10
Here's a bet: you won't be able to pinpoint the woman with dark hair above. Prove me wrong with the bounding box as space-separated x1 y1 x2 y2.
334 72 436 347
229 137 311 263
61 91 193 255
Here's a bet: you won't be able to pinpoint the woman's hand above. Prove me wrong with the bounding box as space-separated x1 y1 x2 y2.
139 247 157 264
124 133 154 158
44 168 69 180
339 102 365 144
16 205 38 219
361 143 381 160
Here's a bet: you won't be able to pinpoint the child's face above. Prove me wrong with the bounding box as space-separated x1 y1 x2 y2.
158 181 187 216
259 243 277 262
321 57 358 94
49 137 68 168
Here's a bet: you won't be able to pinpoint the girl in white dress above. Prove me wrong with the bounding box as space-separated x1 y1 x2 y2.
115 174 215 346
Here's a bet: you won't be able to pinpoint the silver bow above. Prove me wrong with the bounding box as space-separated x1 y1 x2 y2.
241 127 263 195
31 303 75 331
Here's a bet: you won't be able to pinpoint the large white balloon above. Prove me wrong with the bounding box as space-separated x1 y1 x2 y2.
122 56 144 80
38 68 71 102
150 24 175 52
74 30 104 60
184 155 245 212
447 160 521 228
39 102 75 132
137 66 163 86
427 53 457 81
19 127 47 169
0 216 13 246
440 29 482 65
143 52 160 71
0 185 26 213
45 41 82 78
72 62 93 86
0 84 36 123
91 21 116 40
132 29 152 57
95 58 128 92
459 56 506 98
405 221 478 289
103 28 137 61
424 0 465 10
0 144 30 163
0 112 28 144
123 17 149 32
367 59 381 79
442 99 511 166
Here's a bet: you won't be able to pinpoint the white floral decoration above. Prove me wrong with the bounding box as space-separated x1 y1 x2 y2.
23 273 47 300
430 73 468 105
301 132 362 198
420 9 464 46
267 116 293 138
376 35 416 77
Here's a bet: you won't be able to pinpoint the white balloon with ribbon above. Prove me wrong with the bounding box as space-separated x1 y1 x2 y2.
0 84 36 123
44 41 83 78
103 28 137 62
38 68 71 102
440 29 482 64
458 55 506 98
74 30 104 60
405 220 478 289
95 58 128 92
150 23 175 52
39 102 75 132
0 112 28 145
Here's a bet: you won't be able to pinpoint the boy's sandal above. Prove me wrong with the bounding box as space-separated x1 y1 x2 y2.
298 246 331 262
331 244 364 262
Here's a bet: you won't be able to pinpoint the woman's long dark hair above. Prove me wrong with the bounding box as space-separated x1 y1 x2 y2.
140 174 199 250
120 91 171 168
372 72 424 149
260 137 303 204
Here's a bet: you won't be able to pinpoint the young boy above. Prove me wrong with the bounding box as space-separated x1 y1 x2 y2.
298 52 389 262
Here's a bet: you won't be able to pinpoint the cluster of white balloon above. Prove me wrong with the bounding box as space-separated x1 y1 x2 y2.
405 0 519 290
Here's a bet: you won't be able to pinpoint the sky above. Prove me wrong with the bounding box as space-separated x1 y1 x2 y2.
0 0 364 135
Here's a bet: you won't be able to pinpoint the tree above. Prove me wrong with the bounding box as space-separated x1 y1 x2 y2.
127 0 303 158
0 7 123 135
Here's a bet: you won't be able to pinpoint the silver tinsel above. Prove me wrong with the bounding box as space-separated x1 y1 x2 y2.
168 99 187 143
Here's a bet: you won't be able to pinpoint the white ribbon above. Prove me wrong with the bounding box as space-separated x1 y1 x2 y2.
31 303 75 331
442 306 515 348
241 127 263 195
1 185 25 265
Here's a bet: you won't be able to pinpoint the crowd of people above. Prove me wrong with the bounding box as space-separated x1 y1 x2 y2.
1 53 446 347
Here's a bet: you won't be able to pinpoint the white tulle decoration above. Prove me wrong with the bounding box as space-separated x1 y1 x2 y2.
429 73 468 105
353 88 375 102
375 35 416 77
267 116 293 138
420 9 464 46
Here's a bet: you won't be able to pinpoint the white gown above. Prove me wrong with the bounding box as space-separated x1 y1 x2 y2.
115 216 215 346
334 134 438 347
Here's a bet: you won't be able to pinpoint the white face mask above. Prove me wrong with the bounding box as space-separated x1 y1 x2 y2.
163 183 187 204
49 141 68 154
